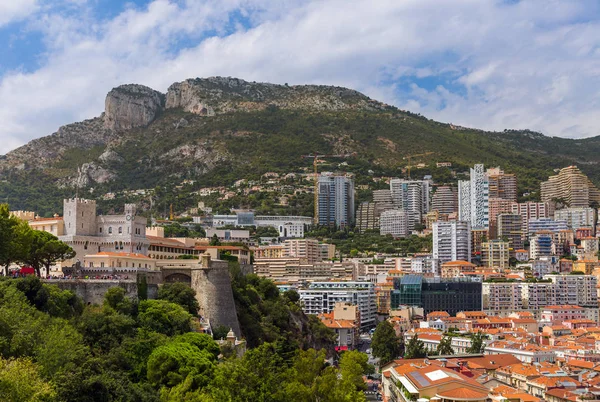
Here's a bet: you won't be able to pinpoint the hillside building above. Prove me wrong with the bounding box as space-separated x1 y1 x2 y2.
541 165 600 208
379 209 409 238
432 221 471 263
431 185 457 214
317 173 355 228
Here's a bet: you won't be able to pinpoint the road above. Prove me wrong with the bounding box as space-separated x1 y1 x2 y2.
359 332 382 400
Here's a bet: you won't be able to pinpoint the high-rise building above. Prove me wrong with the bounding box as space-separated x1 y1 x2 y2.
356 202 377 232
530 231 554 260
497 213 524 250
317 174 355 228
471 228 489 261
432 221 471 263
488 198 513 238
431 186 457 214
373 189 394 212
487 167 517 202
283 239 321 263
390 179 430 230
458 164 489 229
554 207 595 231
511 202 552 237
481 239 510 269
541 166 600 208
379 209 409 238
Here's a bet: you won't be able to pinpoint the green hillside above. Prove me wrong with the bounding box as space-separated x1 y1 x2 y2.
1 78 599 217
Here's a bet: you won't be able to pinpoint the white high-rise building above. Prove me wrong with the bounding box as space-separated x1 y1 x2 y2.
458 164 489 229
379 209 409 238
389 179 430 230
432 221 472 263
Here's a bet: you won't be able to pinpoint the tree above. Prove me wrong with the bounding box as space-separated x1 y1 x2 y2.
210 234 221 246
371 321 403 365
0 218 33 276
404 334 427 359
0 357 56 402
138 299 192 336
467 332 485 354
26 230 75 276
103 286 136 316
157 282 200 315
436 335 454 356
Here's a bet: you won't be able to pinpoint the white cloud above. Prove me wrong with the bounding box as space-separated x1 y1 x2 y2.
1 0 600 154
0 0 38 26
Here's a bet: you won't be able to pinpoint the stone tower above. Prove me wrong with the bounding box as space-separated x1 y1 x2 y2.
192 253 241 337
63 198 97 236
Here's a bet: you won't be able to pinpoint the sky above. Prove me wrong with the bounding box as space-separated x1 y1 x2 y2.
1 0 600 154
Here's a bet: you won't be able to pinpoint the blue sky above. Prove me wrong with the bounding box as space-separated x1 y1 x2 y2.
1 0 600 154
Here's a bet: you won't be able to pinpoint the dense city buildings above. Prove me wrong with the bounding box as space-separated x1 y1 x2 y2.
541 165 600 208
433 221 472 263
390 179 430 230
356 202 377 232
511 201 552 237
317 173 355 228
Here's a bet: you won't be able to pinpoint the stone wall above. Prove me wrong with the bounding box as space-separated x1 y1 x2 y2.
192 260 241 337
51 280 139 305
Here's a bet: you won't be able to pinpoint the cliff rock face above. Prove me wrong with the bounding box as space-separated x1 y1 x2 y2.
104 84 165 130
165 76 386 115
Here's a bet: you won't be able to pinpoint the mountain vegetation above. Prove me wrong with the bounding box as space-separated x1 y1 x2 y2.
0 274 369 401
2 77 600 217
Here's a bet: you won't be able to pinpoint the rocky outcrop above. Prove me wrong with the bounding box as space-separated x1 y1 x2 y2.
98 149 124 164
165 76 387 115
104 84 165 130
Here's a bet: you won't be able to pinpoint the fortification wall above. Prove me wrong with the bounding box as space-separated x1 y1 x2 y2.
192 260 241 337
49 279 159 305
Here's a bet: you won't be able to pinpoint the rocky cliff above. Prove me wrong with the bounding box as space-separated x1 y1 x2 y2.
104 84 165 130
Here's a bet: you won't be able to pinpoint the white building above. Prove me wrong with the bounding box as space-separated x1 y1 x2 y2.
458 164 489 229
410 254 439 276
205 229 250 242
432 221 471 263
379 209 409 238
389 179 430 230
554 207 595 230
299 281 376 328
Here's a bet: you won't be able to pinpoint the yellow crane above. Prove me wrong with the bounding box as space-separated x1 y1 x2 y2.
404 152 434 179
302 152 356 225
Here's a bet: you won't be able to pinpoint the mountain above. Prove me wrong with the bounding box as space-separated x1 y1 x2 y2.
2 76 600 216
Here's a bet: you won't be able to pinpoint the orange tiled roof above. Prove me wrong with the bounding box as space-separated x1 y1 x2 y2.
436 388 488 399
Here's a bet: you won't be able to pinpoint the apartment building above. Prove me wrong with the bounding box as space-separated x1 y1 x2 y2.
379 209 409 238
487 167 518 202
283 238 321 263
356 202 377 232
431 185 458 214
433 220 472 263
481 240 510 269
554 207 595 231
541 165 600 208
389 179 430 230
458 163 489 229
317 173 355 228
497 213 524 250
299 281 376 328
511 201 552 237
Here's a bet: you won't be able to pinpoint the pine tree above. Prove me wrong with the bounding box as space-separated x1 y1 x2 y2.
404 334 427 359
436 336 454 356
371 321 403 366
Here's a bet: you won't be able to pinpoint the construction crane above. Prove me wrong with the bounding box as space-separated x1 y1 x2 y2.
301 152 356 225
404 152 434 179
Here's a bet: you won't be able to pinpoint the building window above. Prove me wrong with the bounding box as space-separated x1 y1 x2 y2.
118 227 122 234
108 227 112 234
99 228 103 233
100 262 104 268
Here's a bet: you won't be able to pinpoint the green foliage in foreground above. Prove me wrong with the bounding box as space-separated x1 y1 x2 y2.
371 321 404 366
0 274 367 401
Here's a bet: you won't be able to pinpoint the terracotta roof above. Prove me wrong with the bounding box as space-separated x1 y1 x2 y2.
441 260 476 266
436 388 488 399
31 217 63 221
